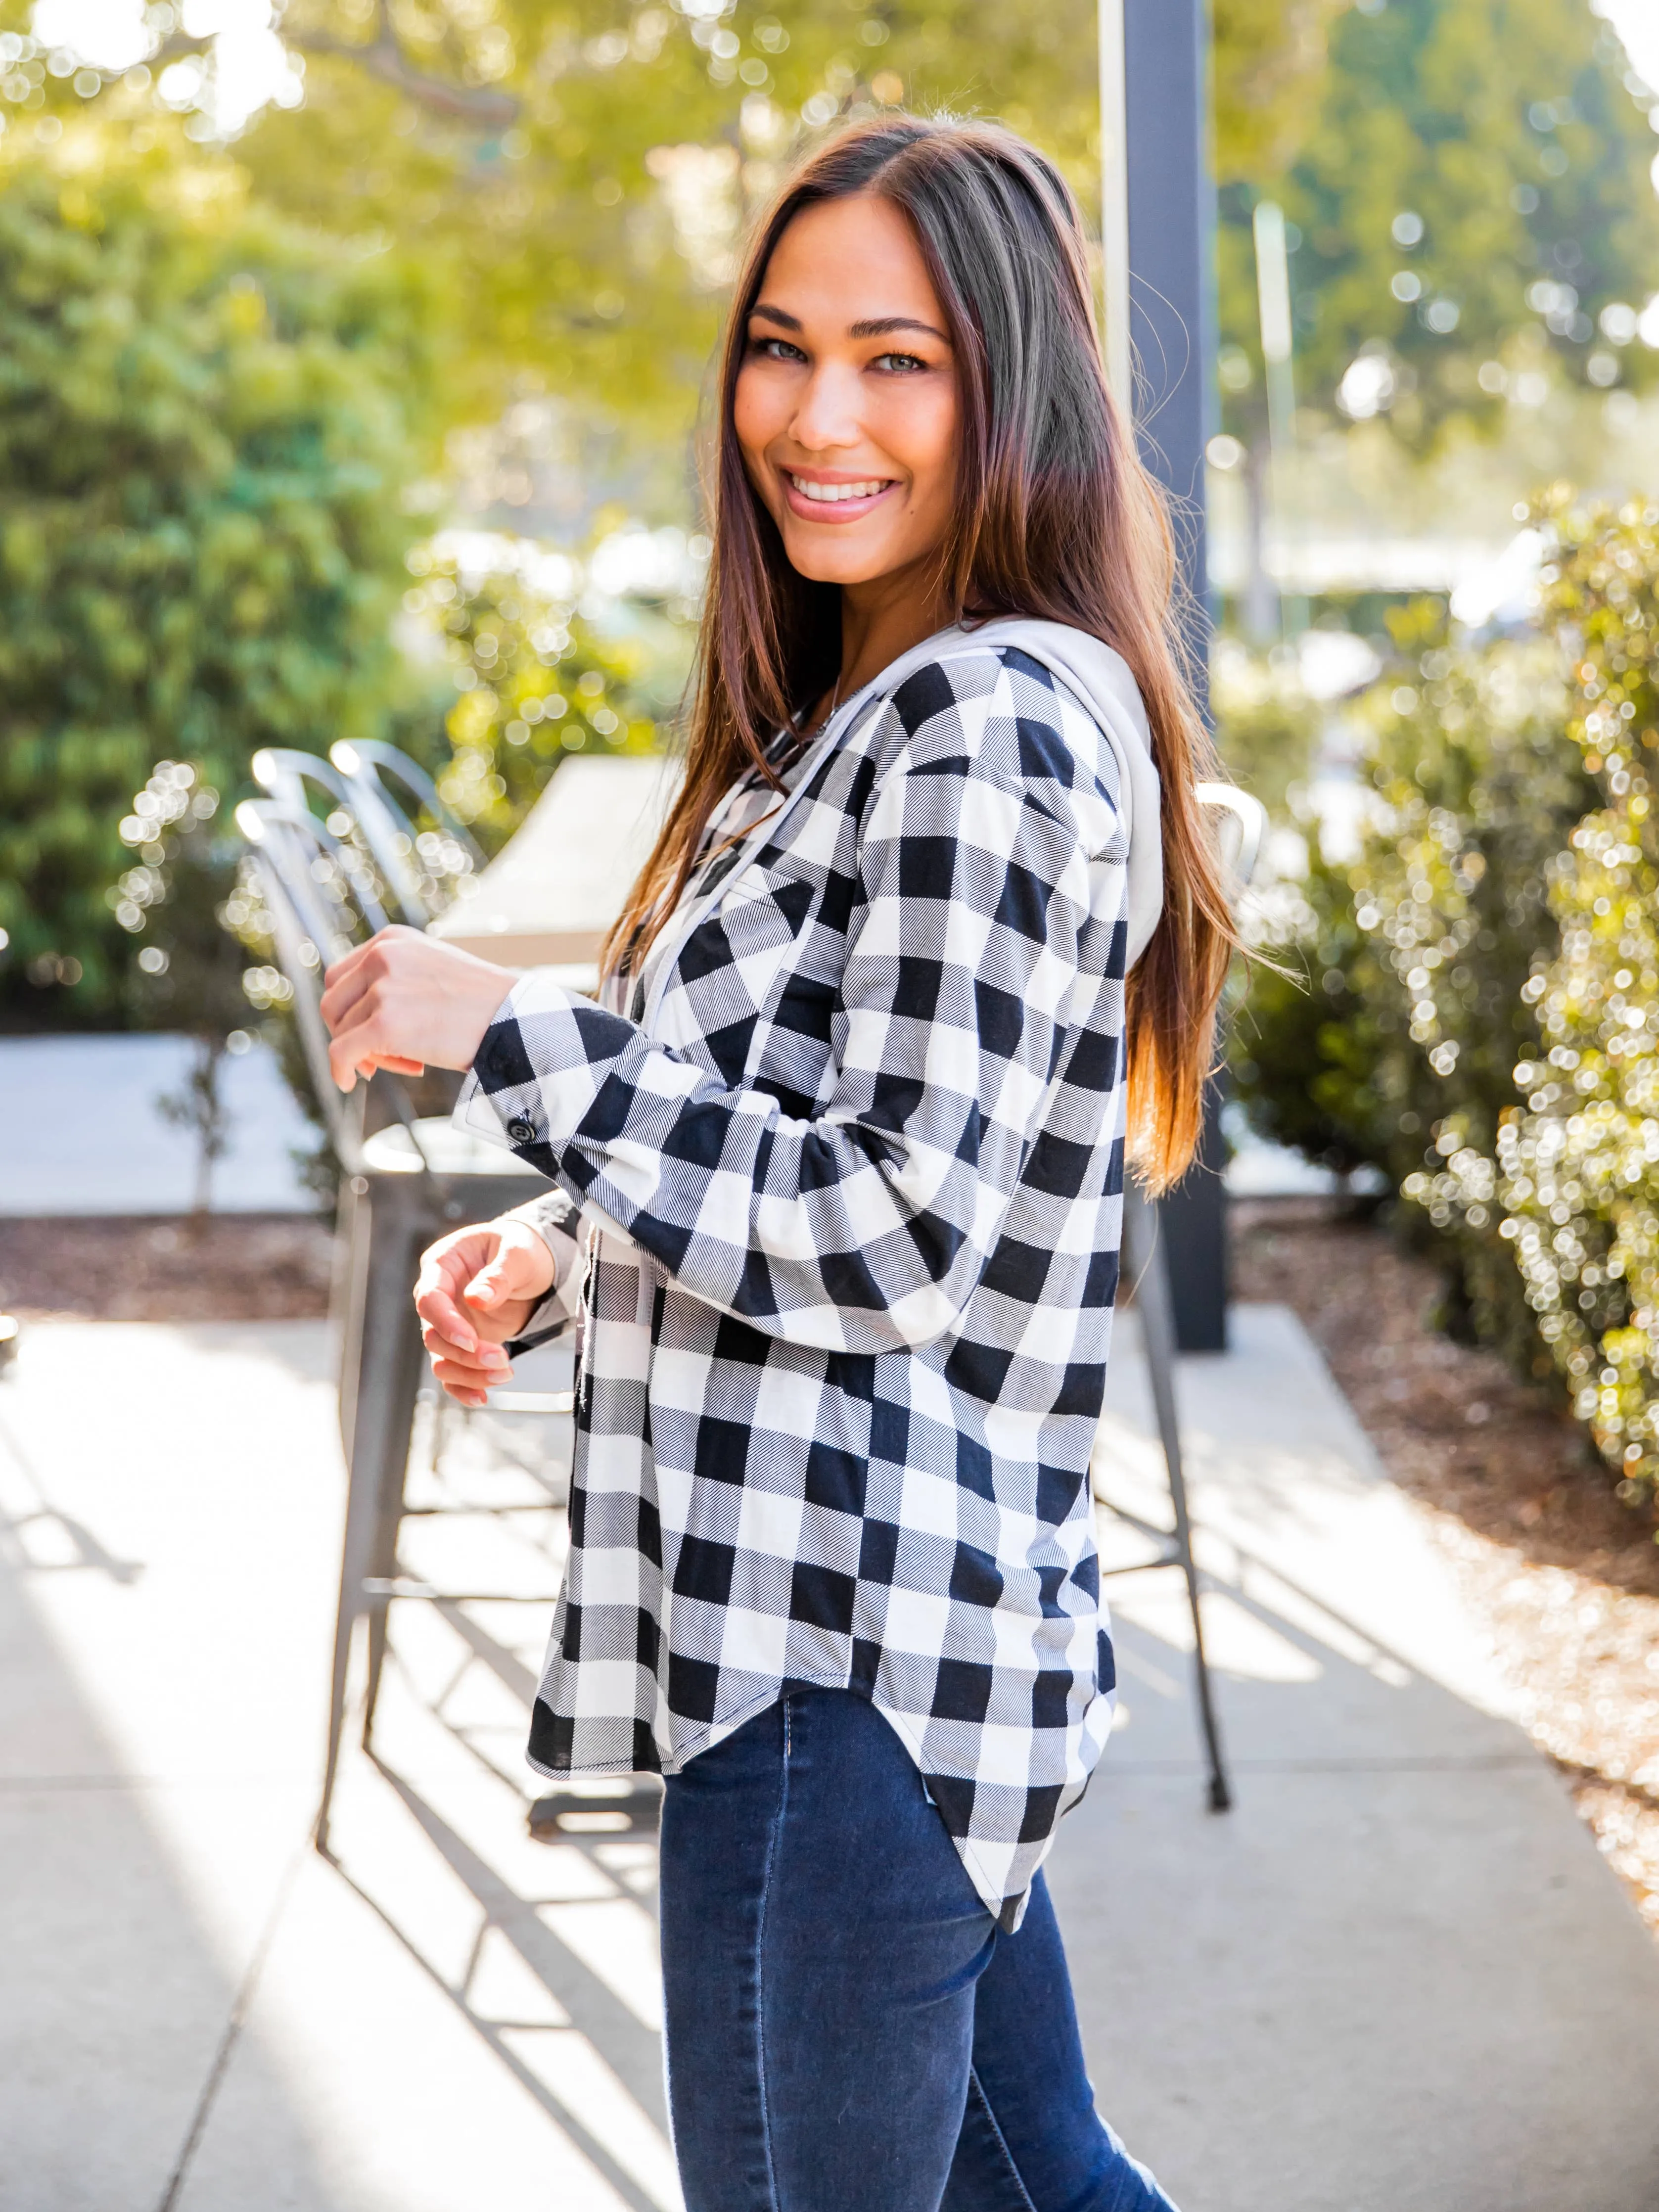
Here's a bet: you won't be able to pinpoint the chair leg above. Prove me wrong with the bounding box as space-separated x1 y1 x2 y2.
317 1178 430 1854
361 1282 428 1749
1122 1186 1232 1813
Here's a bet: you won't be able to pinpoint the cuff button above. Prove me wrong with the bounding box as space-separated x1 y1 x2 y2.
507 1117 537 1145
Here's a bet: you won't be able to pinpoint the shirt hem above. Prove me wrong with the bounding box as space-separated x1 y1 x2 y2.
525 1670 1111 1927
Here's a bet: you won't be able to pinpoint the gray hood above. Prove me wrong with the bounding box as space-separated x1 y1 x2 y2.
846 617 1164 969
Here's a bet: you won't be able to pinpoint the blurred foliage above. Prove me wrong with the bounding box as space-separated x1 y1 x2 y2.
1212 0 1341 188
0 128 429 1025
405 548 675 850
1236 520 1659 1505
6 0 1114 453
1217 0 1659 454
5 0 1364 459
1423 498 1659 1497
1233 607 1590 1312
1231 837 1395 1179
1210 639 1320 818
1347 606 1591 1174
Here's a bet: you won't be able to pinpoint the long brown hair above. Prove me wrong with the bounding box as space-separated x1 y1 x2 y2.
606 113 1234 1191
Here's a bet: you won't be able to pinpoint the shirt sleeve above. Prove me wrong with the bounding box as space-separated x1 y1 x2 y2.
454 726 1114 1355
500 1189 586 1353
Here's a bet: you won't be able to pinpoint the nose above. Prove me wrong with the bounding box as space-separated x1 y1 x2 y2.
787 360 866 457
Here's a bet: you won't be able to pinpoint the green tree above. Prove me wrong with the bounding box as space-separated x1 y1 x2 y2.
1218 0 1659 455
8 1 1106 458
0 124 430 1023
14 0 1331 469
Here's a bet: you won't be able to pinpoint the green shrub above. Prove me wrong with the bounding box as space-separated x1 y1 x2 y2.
0 137 429 1025
1230 837 1397 1179
1425 497 1659 1496
1233 613 1589 1257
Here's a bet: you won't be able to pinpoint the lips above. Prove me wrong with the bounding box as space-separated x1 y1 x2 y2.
780 470 899 522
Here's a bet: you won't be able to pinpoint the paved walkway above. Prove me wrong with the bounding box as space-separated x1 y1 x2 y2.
3 1307 1658 2211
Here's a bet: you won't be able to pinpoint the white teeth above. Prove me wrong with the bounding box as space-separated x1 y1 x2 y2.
788 475 890 503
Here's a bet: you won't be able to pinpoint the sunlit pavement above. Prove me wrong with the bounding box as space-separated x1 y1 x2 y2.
4 1309 1659 2211
0 1321 674 2212
1080 1306 1659 2212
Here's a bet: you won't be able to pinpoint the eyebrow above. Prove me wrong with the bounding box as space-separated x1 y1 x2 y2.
749 302 950 345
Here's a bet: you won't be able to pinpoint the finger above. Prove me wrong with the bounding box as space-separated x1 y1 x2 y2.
327 1000 393 1092
415 1230 497 1285
425 1336 505 1385
415 1281 478 1351
319 941 382 1030
424 1344 498 1398
420 1320 509 1372
430 1353 507 1397
463 1252 533 1308
350 1052 423 1085
415 1257 498 1352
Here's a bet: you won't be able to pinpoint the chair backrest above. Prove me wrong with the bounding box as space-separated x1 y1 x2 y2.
1194 782 1268 918
233 799 396 1168
250 747 354 819
252 744 432 929
329 740 487 927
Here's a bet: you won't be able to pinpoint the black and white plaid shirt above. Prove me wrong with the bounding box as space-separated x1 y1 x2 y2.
458 632 1140 1927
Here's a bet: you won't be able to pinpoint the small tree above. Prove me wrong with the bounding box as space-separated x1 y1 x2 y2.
113 760 252 1215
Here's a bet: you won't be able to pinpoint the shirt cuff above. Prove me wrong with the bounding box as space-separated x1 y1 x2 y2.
454 969 641 1163
502 1193 586 1353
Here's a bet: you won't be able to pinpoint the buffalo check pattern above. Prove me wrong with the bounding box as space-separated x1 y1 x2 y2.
459 643 1131 1928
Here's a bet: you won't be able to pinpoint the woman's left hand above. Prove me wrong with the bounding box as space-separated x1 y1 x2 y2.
320 925 519 1093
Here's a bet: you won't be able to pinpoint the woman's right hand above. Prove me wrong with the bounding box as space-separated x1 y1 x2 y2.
413 1216 557 1407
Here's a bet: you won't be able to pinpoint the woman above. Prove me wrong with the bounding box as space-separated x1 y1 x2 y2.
321 114 1230 2212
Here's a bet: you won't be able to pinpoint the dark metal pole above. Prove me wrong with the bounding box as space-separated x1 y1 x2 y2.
1124 0 1228 1353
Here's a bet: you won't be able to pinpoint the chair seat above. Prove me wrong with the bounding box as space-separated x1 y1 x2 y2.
360 1118 543 1177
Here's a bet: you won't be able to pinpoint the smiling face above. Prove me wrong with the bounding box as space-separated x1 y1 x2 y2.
733 192 960 605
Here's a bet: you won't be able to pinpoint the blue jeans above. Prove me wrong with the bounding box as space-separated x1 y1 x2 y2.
659 1689 1179 2212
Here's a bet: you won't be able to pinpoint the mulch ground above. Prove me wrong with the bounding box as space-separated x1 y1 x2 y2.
3 1198 1656 1932
1234 1197 1659 1936
0 1213 335 1323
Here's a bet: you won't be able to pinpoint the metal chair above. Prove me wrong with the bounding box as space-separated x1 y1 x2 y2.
252 738 484 929
328 739 486 927
233 783 554 1854
1097 783 1268 1816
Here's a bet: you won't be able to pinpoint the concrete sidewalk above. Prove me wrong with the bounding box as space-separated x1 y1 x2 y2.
1074 1306 1659 2212
2 1307 1658 2211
